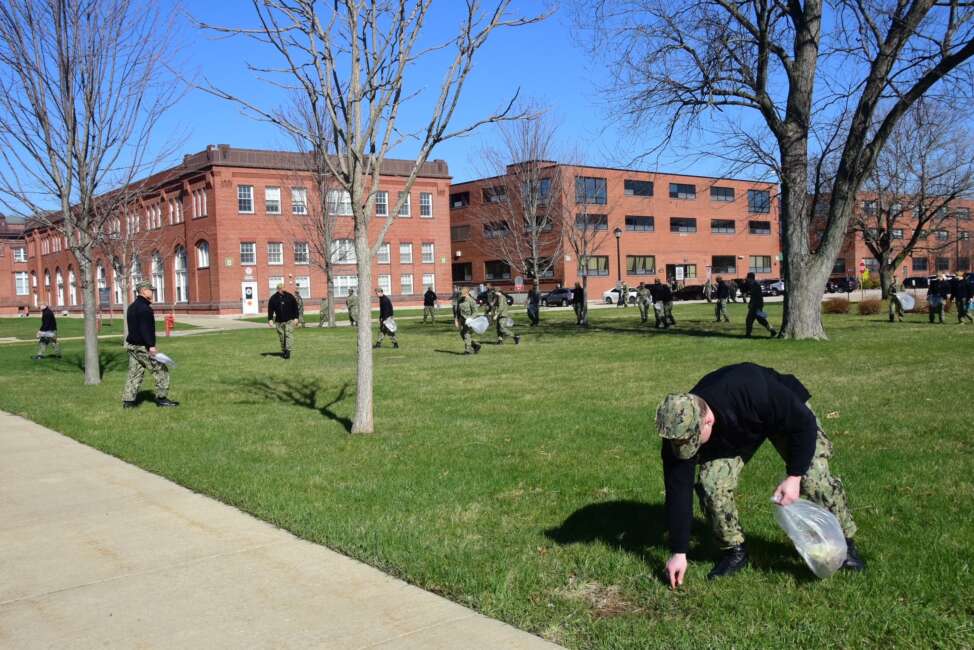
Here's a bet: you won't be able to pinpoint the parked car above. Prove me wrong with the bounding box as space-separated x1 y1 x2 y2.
476 290 514 306
828 277 860 293
902 276 929 290
602 287 638 304
760 279 786 296
673 284 707 301
541 287 574 307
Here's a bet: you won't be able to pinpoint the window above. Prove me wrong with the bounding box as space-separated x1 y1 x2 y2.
749 220 771 235
151 253 166 303
485 260 512 280
484 221 512 238
450 191 469 208
238 185 254 213
294 241 309 265
670 217 697 233
864 258 879 271
14 272 28 296
936 257 950 271
748 189 771 213
422 272 436 290
954 207 971 220
452 263 472 282
267 242 283 265
626 255 656 275
421 242 434 264
375 191 388 216
295 276 310 299
624 179 653 197
327 189 353 216
291 187 307 215
710 186 734 202
675 265 698 280
482 186 507 204
399 243 413 264
525 257 554 279
240 242 256 265
960 231 970 241
451 225 471 241
935 230 949 241
68 268 77 305
334 275 358 297
268 276 284 293
377 274 392 294
575 213 608 230
13 247 26 262
579 255 609 276
575 176 608 204
625 215 655 232
420 192 433 217
748 256 772 274
330 239 356 264
522 178 552 205
171 197 184 224
864 228 881 242
832 259 846 274
55 269 64 305
193 189 208 217
892 228 904 240
669 183 696 200
377 242 390 264
398 192 411 216
912 257 928 272
400 274 414 295
958 257 971 271
862 200 877 216
711 219 735 234
196 241 210 268
174 246 189 303
265 187 281 214
709 256 736 274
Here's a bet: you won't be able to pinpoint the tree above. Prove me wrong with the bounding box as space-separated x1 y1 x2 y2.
201 1 545 433
0 0 182 383
562 173 611 326
579 0 974 339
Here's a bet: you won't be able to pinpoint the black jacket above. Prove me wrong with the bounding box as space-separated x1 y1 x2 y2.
527 289 540 306
572 287 585 304
39 307 57 332
716 281 731 300
268 291 299 323
423 289 437 306
651 283 672 302
126 295 156 348
950 278 969 301
379 294 394 320
662 363 819 553
748 281 764 310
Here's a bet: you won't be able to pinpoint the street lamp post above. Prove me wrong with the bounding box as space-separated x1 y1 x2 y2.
613 226 623 283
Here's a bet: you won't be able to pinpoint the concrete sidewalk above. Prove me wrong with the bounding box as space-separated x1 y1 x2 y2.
0 411 560 649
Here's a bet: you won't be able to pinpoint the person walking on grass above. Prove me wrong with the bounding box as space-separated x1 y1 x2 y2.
346 289 358 326
928 275 947 324
457 287 482 355
572 282 586 326
318 296 330 328
637 282 652 323
422 286 437 323
267 283 299 359
617 281 629 308
656 363 864 586
887 277 904 323
122 281 177 408
373 287 399 349
745 272 776 338
951 273 972 324
703 276 715 304
33 303 61 360
292 286 305 328
487 286 519 345
714 277 731 323
526 286 541 327
651 279 675 329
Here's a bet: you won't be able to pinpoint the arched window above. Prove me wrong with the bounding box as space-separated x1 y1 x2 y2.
111 258 123 304
195 240 210 269
151 252 165 303
96 263 107 306
31 271 38 307
131 258 143 300
174 245 188 303
68 267 77 305
55 268 64 306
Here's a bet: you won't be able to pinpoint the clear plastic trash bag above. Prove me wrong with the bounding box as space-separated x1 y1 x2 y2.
502 316 514 328
467 315 489 334
153 352 176 368
773 498 847 579
382 317 397 333
896 292 915 311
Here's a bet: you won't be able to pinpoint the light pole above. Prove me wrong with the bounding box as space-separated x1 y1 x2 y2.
613 226 623 283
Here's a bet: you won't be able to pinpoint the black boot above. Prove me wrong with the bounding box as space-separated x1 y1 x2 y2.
473 342 481 354
514 335 520 345
373 342 381 349
841 538 866 572
122 400 138 409
393 342 399 349
707 543 749 580
155 398 180 407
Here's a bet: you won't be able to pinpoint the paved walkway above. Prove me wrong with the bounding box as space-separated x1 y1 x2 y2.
0 411 560 649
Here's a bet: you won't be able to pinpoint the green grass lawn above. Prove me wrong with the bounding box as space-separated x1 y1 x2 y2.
240 304 527 323
0 303 971 648
0 315 196 340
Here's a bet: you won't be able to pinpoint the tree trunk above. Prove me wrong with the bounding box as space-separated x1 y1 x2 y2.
351 222 373 434
119 266 130 343
580 275 589 326
79 256 101 385
879 264 893 299
326 271 336 327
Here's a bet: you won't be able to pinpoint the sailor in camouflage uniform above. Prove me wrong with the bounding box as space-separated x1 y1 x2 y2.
487 287 519 345
457 287 481 354
122 281 177 408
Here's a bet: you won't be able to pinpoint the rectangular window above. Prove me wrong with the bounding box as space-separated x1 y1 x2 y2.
375 191 388 216
912 257 928 272
334 275 358 297
710 186 734 202
420 192 433 217
240 242 256 265
265 187 281 214
935 229 949 241
832 259 846 274
268 276 284 293
377 274 392 294
422 273 436 290
710 219 735 234
450 191 470 208
267 242 283 265
575 176 608 204
525 257 555 279
13 247 26 262
625 215 655 232
330 239 356 264
399 243 413 264
293 242 309 265
523 178 552 205
626 255 656 275
624 179 653 197
575 213 608 230
238 185 254 213
377 243 391 264
669 183 696 200
450 225 471 241
670 217 697 233
748 256 772 274
892 228 904 239
954 207 971 220
421 242 434 264
748 190 771 214
291 187 307 215
862 200 877 216
295 276 310 299
453 263 472 282
482 186 507 204
579 255 610 276
14 271 29 295
864 258 879 271
712 256 737 274
957 257 970 271
936 257 950 271
749 220 771 235
959 231 970 241
484 221 512 238
327 189 353 216
484 260 512 280
398 192 411 217
400 274 414 295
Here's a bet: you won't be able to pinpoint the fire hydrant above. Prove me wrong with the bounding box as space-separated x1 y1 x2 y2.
165 312 175 337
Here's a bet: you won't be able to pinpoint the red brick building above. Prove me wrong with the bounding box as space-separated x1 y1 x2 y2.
15 146 452 315
0 215 29 315
449 162 781 296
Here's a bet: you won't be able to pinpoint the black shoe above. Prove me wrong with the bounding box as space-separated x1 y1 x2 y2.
707 544 749 580
463 350 473 355
514 335 520 345
122 400 138 408
769 328 778 337
373 342 381 349
155 398 179 407
841 538 866 572
393 342 399 349
496 339 503 345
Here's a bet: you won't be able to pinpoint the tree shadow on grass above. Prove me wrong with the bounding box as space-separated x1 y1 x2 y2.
237 377 353 432
54 349 127 375
533 319 748 340
259 351 285 358
433 349 467 356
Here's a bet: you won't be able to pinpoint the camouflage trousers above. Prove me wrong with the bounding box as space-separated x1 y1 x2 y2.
376 321 398 344
495 315 514 340
121 343 170 401
638 300 651 322
460 322 476 352
423 306 435 322
655 302 675 327
36 336 61 357
695 422 858 549
275 321 294 353
347 307 357 326
715 299 730 322
888 296 904 321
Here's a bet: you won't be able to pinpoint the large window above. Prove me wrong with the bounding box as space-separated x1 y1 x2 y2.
265 187 281 214
575 176 607 204
749 256 772 274
484 260 512 280
451 225 471 241
55 269 64 305
452 263 472 282
293 241 309 265
13 247 26 262
450 191 469 208
151 252 166 303
193 189 208 218
936 257 950 271
712 256 737 274
711 219 735 234
14 271 28 296
575 213 608 230
268 276 284 293
377 242 390 264
330 239 356 264
333 275 358 297
710 186 734 202
174 246 188 303
377 274 392 294
240 242 256 265
579 255 609 276
626 255 656 275
399 243 413 264
670 217 697 233
891 228 904 240
375 191 388 216
669 183 696 200
832 259 846 274
422 272 436 290
398 192 411 216
522 178 552 205
862 200 877 216
483 186 507 204
420 192 433 217
912 257 928 272
400 273 414 295
238 185 254 213
935 229 949 241
748 220 771 235
421 242 435 264
624 179 653 197
525 257 555 278
291 187 307 215
295 276 310 299
196 241 210 268
327 190 353 215
954 207 971 220
68 268 77 305
267 242 283 265
748 189 771 214
625 215 654 232
484 221 511 238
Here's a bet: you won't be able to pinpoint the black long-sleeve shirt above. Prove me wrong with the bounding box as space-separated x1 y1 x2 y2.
268 291 299 322
748 281 764 310
39 307 57 332
126 295 156 348
662 363 818 553
716 281 730 300
423 289 437 306
379 294 394 320
651 283 672 302
572 287 585 305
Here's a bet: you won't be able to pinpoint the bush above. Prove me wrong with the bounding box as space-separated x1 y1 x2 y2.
911 297 928 313
822 297 850 314
861 275 881 289
857 299 882 315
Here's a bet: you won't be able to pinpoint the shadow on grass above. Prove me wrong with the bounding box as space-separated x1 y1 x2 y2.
238 377 353 432
534 319 748 340
259 351 285 358
56 349 127 375
433 349 467 356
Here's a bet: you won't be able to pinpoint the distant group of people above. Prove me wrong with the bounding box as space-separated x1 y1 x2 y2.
452 283 520 354
886 272 973 324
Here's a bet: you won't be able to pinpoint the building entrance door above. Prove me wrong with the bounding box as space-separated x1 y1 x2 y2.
665 264 692 285
241 281 259 315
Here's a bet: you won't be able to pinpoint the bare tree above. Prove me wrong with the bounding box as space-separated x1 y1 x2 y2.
0 0 183 383
579 0 974 339
562 172 611 326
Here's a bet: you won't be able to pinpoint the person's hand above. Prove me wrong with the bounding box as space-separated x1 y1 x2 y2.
148 346 157 358
773 475 802 506
267 320 274 328
665 553 688 588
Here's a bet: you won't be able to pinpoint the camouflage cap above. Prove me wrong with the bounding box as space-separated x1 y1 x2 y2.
135 280 154 292
655 393 702 460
